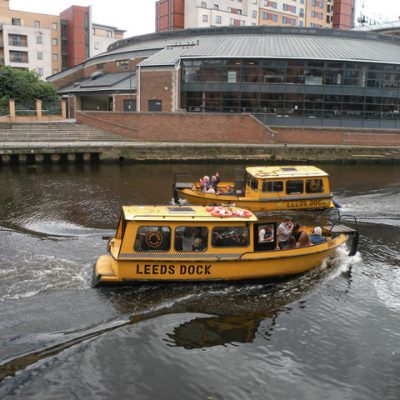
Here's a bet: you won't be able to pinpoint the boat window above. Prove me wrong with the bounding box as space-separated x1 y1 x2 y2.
257 223 275 243
286 180 304 194
134 226 171 251
306 178 324 193
250 177 259 192
262 180 283 192
175 226 208 252
212 226 249 247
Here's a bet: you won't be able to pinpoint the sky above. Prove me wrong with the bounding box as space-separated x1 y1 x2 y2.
9 0 400 38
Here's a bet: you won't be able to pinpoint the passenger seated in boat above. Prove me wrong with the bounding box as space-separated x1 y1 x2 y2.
284 235 297 250
225 185 235 195
310 226 325 244
192 237 205 251
291 222 302 242
182 227 195 251
297 231 312 247
258 225 274 243
307 179 323 193
205 186 216 194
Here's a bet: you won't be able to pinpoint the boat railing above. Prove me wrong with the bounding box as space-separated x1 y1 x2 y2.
317 209 359 256
173 171 197 204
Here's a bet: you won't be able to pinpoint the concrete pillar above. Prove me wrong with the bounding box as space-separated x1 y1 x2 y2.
18 154 27 164
9 99 16 122
50 154 60 163
1 154 11 164
61 99 67 120
36 99 42 121
35 154 44 163
67 153 76 162
83 153 91 162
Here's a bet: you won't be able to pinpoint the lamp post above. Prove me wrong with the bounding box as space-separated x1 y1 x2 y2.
129 58 134 111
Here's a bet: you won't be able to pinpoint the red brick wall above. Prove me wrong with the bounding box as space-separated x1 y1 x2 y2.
140 69 174 112
75 111 400 147
275 127 400 147
76 112 275 144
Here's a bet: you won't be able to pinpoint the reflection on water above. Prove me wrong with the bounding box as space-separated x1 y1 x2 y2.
0 163 399 400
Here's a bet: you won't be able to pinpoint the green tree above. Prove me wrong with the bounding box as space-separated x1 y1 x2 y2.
0 66 58 114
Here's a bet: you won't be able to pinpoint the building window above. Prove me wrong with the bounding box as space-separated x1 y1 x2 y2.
12 18 21 26
252 10 257 18
96 63 105 70
53 53 58 61
106 31 112 38
9 34 27 47
36 35 42 44
240 20 245 26
34 20 40 28
202 14 208 22
115 59 129 67
37 68 43 76
94 42 99 50
52 38 58 46
201 1 207 7
52 22 57 30
213 4 219 10
9 50 28 63
148 100 162 112
215 15 222 24
37 52 43 60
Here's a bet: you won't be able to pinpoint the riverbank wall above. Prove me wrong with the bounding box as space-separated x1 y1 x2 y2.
0 115 400 164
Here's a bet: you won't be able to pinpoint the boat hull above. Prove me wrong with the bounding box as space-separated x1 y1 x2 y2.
178 189 335 212
93 235 347 286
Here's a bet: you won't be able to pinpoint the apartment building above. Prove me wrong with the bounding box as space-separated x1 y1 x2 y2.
156 0 354 31
0 0 61 78
0 0 124 79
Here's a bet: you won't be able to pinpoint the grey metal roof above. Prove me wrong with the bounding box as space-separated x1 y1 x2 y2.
58 72 137 94
139 34 400 67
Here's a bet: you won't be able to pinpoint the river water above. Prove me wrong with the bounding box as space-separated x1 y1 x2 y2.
0 162 399 400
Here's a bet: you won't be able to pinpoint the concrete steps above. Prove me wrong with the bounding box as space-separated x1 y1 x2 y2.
0 122 132 142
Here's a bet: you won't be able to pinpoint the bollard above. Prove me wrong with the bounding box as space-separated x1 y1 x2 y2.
35 154 45 163
18 154 28 164
50 154 61 163
67 153 76 162
83 153 91 162
1 154 11 164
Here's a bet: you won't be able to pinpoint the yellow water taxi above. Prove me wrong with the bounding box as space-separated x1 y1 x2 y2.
173 166 339 212
92 205 358 287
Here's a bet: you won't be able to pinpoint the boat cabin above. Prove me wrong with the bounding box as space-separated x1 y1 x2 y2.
242 166 332 203
110 205 284 260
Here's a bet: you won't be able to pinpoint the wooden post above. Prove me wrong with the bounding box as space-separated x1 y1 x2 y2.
61 99 67 120
36 99 42 121
9 99 15 122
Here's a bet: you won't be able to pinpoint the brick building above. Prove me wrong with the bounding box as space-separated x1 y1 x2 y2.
48 25 400 129
0 0 124 79
155 0 355 31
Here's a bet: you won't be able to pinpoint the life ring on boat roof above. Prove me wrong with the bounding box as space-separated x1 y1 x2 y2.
211 206 233 217
232 208 252 218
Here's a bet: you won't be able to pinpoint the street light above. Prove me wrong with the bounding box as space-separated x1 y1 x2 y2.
129 57 134 111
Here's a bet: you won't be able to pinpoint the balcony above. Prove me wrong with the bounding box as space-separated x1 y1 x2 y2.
9 40 28 47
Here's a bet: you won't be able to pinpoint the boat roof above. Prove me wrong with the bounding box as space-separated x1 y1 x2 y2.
122 205 258 222
246 166 329 179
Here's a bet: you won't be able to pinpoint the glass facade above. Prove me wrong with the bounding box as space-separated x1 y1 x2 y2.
181 59 400 122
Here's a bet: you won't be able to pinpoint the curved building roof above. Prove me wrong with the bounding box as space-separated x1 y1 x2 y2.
48 26 400 85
